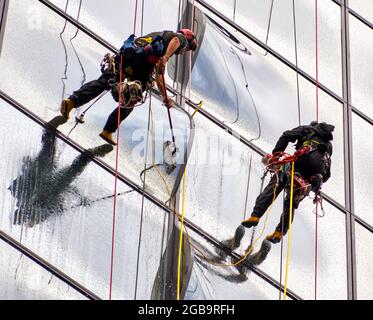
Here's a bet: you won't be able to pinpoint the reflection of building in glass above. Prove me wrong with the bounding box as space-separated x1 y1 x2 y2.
0 0 372 300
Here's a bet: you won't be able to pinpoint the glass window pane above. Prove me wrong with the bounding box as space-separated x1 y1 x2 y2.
0 0 192 202
190 14 345 205
0 240 87 299
350 15 373 118
259 200 347 300
352 113 373 226
349 0 373 24
210 0 343 96
1 98 171 299
185 226 291 300
49 0 181 46
355 223 373 300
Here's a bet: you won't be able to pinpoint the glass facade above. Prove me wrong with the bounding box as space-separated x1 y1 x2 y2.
0 0 372 300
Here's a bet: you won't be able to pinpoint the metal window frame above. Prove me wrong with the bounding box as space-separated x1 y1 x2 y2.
341 0 357 300
0 0 9 57
2 0 368 300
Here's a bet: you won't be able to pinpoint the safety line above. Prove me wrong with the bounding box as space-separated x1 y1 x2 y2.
133 0 139 35
177 169 187 300
279 192 286 300
134 91 152 299
292 0 301 126
282 161 295 300
133 0 147 300
242 155 253 220
263 0 274 56
314 0 319 300
109 0 139 300
108 54 123 300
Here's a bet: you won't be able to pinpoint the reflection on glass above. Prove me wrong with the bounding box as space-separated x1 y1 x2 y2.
201 0 342 96
352 114 373 226
355 223 373 300
260 199 347 300
350 15 373 119
184 226 288 299
0 241 87 300
1 99 171 299
49 0 181 46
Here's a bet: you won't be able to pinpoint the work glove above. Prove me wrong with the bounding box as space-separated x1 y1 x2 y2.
262 153 280 166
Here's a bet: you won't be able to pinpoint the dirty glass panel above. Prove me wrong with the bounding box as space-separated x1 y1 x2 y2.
0 0 191 202
0 240 87 300
1 97 170 299
190 13 345 205
259 200 347 300
352 113 373 226
349 14 373 119
355 223 373 300
184 111 347 299
184 225 290 300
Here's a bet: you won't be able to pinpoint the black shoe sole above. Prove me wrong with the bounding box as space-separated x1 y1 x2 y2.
241 221 258 228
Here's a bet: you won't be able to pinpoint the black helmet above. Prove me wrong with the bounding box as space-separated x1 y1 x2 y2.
312 121 335 141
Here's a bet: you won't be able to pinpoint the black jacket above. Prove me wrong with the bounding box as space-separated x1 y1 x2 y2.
272 122 335 182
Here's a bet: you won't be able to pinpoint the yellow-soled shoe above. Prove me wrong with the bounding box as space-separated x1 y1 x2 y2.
60 99 75 119
99 130 117 145
241 216 260 228
265 231 283 244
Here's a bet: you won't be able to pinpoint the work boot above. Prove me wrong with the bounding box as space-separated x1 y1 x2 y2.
241 216 260 228
60 98 76 119
265 230 283 244
99 130 117 145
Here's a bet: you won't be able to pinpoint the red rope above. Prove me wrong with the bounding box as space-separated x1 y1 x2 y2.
133 0 139 35
314 0 319 301
109 0 139 300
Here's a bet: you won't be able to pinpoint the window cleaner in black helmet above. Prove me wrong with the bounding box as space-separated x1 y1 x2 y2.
241 121 334 244
59 29 198 146
217 122 334 268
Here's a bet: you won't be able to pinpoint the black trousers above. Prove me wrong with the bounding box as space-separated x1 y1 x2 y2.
251 171 305 235
69 73 135 133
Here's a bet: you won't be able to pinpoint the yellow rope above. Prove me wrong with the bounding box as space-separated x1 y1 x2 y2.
177 169 187 300
282 161 295 300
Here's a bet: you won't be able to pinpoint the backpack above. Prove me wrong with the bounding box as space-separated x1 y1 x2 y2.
119 33 165 65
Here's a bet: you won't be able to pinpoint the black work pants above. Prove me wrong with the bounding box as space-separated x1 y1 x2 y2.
69 72 135 133
251 172 304 235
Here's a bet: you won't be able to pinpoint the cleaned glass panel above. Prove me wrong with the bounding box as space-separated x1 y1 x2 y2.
0 240 87 300
352 113 373 226
355 223 373 300
190 13 345 205
0 0 192 202
259 200 347 300
350 15 373 119
49 0 180 47
200 0 342 96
